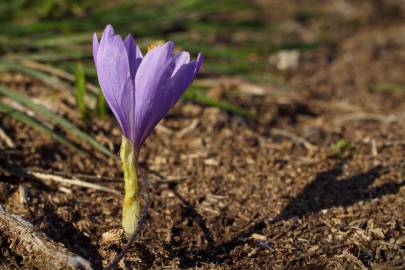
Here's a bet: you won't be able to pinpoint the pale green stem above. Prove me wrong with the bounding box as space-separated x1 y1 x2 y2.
120 136 140 238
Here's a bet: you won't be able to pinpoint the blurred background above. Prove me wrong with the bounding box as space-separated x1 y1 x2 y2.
1 0 404 127
0 1 404 269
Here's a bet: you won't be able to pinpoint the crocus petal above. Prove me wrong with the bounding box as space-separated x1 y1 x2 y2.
119 77 136 142
173 51 190 74
124 34 143 80
95 25 134 140
99 24 114 49
169 61 197 106
93 25 203 153
170 52 203 102
134 41 176 150
194 53 204 77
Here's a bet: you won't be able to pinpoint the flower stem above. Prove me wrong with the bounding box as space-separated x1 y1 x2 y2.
104 175 151 270
120 136 140 238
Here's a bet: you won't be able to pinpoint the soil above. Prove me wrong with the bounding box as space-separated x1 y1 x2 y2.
0 0 404 269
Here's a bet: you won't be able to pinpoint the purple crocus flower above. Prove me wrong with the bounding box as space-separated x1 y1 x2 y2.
93 25 203 152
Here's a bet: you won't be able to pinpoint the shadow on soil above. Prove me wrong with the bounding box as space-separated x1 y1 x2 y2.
42 205 103 269
165 184 266 268
273 163 405 222
164 163 404 268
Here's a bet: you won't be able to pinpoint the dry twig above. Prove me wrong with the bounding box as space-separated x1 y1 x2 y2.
31 171 121 195
379 140 405 146
44 170 122 182
21 60 100 94
334 112 405 126
0 205 93 270
2 167 121 195
271 128 317 151
0 126 15 147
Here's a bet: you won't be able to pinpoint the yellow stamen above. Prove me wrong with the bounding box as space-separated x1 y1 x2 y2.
147 40 165 52
147 43 158 52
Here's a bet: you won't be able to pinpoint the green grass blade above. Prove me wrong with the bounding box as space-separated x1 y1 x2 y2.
97 90 107 118
0 101 84 154
75 63 87 117
0 62 72 92
0 85 113 157
3 51 91 62
182 88 256 119
369 83 405 93
0 62 98 106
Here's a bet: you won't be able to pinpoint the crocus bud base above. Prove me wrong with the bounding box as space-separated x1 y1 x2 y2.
120 136 140 238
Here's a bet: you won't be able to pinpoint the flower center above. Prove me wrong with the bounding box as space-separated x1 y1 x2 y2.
147 43 158 52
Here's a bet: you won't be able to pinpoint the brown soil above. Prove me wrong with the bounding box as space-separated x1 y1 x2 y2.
1 0 404 269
